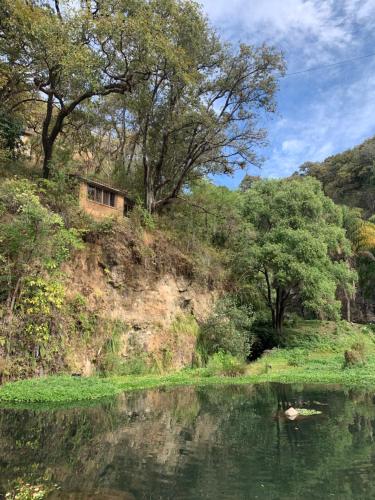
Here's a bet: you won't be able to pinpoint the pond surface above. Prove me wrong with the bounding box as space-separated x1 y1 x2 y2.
1 383 375 499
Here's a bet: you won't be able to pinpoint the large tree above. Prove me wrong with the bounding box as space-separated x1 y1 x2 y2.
91 0 284 211
128 38 285 211
235 177 356 335
0 0 195 178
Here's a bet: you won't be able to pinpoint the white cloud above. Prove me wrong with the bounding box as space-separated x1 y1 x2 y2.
282 139 306 154
263 65 375 176
201 0 374 67
200 0 375 181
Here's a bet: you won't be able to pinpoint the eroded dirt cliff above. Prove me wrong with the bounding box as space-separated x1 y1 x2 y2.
62 222 221 374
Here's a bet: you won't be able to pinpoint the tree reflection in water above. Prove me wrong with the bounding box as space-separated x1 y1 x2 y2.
1 383 375 499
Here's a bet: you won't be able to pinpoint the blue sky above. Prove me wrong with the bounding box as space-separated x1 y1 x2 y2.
201 0 375 187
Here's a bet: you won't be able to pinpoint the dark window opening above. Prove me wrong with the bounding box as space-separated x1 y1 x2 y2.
110 192 116 207
88 185 95 201
87 184 116 208
95 188 103 203
103 190 110 206
124 198 135 217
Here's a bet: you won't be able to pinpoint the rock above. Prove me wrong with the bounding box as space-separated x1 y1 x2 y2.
285 407 299 419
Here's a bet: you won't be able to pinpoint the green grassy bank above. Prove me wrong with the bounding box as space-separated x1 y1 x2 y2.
1 320 375 407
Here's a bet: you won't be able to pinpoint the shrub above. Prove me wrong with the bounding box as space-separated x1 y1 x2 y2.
287 349 308 367
199 297 254 362
343 341 367 368
206 352 247 377
129 203 156 231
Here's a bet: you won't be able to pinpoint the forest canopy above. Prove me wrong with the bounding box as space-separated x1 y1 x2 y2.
298 136 375 218
0 0 285 211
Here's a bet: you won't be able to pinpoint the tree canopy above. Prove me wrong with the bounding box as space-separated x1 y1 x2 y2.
234 177 356 334
298 136 375 218
0 0 285 210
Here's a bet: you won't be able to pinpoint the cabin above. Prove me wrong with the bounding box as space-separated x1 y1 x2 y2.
77 177 134 219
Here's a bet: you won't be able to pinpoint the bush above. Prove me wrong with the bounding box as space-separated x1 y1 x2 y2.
206 352 247 377
129 203 156 231
199 297 254 362
287 348 308 367
343 341 367 368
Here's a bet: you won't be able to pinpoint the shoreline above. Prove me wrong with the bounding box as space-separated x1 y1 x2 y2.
1 363 375 409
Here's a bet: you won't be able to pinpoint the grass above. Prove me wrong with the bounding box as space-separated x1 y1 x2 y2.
1 320 375 408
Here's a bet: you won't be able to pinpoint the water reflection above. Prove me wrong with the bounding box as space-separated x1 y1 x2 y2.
1 384 375 499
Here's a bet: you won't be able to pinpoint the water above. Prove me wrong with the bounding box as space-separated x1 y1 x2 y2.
1 383 375 499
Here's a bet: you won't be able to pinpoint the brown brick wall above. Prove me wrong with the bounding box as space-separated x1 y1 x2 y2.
79 182 124 219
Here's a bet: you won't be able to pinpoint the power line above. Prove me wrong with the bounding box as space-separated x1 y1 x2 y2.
284 51 375 77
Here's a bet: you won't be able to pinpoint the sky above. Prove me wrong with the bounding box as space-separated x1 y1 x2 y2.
201 0 375 187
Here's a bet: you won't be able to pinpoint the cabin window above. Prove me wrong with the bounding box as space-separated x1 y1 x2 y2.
87 185 116 207
103 190 110 206
87 185 95 201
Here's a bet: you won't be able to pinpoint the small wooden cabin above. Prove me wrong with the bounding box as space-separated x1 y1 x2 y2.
78 177 134 219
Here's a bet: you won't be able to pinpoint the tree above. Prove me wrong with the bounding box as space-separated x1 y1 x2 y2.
0 0 196 178
108 1 284 211
141 40 284 211
342 206 375 321
199 297 255 361
235 177 356 335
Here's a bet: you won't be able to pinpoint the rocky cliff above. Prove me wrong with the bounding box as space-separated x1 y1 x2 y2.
62 221 220 375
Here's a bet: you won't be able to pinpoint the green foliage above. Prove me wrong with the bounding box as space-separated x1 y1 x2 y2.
100 352 151 377
206 352 247 377
5 479 54 500
343 341 367 369
162 180 243 249
19 278 65 316
129 203 156 231
236 177 356 333
171 314 200 337
341 205 375 318
16 277 65 349
299 135 375 217
287 349 309 367
199 297 254 361
0 179 79 279
0 178 83 376
0 178 83 304
0 110 23 156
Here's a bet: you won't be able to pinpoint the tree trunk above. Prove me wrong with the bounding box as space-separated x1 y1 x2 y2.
344 289 351 322
274 287 286 339
275 312 284 336
143 157 155 213
42 140 53 179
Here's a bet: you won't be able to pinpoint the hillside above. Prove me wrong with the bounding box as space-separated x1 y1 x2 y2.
0 175 229 381
298 136 375 217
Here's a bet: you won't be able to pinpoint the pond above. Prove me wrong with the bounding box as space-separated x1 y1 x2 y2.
1 383 375 499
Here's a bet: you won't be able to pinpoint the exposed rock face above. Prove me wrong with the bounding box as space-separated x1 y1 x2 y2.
63 226 218 373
